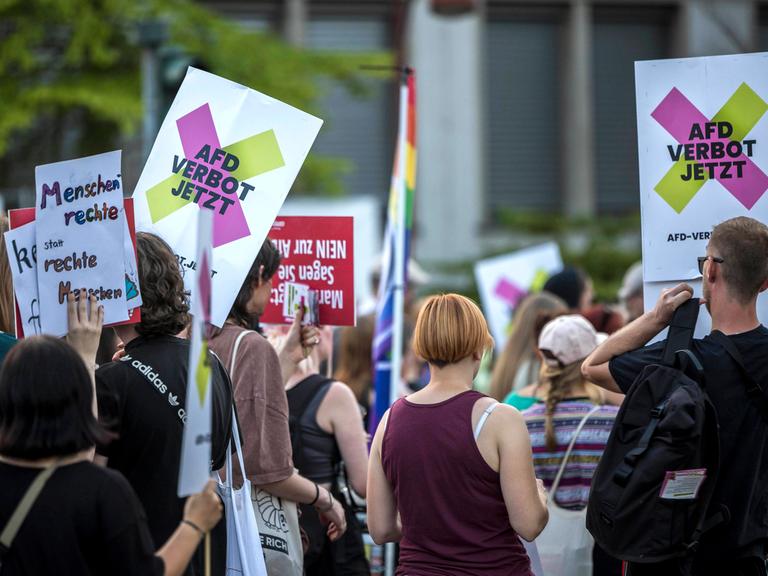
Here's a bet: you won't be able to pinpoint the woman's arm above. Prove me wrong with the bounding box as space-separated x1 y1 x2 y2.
492 405 548 541
156 480 222 576
322 382 369 497
366 410 401 544
259 472 347 541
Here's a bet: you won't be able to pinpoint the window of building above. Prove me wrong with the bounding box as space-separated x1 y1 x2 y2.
306 9 395 199
485 7 564 217
592 6 675 214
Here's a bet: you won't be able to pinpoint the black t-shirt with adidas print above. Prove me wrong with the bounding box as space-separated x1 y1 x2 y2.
96 335 233 575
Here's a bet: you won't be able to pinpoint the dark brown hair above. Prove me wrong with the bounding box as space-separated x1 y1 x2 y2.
228 238 281 328
0 336 112 458
135 232 190 338
709 217 768 305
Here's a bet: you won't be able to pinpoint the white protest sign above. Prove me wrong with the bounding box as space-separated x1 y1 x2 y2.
4 222 42 336
178 209 214 497
474 242 562 349
132 67 323 327
35 151 129 336
636 52 768 282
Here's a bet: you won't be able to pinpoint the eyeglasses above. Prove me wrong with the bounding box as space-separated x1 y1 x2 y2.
697 255 724 275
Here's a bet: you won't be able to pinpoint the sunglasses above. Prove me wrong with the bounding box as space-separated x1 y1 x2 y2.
697 255 724 275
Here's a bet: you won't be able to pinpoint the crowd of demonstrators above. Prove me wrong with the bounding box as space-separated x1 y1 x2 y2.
490 292 568 402
584 216 768 576
278 325 369 575
520 314 621 575
367 293 548 575
0 294 222 575
208 238 346 575
95 232 234 576
4 205 768 576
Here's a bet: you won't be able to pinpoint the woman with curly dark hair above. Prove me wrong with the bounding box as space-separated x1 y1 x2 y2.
95 232 233 576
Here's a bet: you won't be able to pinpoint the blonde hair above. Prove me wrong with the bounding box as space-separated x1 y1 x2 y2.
489 293 568 400
413 294 493 367
541 361 602 451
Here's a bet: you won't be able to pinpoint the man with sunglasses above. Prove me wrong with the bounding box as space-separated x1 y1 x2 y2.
583 216 768 576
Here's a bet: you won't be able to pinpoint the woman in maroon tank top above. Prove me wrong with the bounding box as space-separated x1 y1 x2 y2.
367 294 549 576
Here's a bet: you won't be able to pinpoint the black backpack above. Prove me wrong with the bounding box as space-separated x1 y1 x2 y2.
586 299 723 563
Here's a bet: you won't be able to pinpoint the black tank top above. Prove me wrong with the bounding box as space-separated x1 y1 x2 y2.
287 374 341 484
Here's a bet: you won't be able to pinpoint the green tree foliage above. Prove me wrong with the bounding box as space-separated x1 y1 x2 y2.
0 0 388 195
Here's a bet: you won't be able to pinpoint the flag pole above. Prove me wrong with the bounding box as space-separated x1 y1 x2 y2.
385 66 412 576
389 69 411 409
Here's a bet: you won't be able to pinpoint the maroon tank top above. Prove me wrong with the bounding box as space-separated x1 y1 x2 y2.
381 390 532 576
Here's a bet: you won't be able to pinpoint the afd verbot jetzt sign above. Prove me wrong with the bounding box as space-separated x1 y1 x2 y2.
132 67 323 327
637 52 768 282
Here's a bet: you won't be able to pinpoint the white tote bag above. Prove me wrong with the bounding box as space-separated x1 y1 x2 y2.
536 405 601 576
219 409 268 576
228 330 303 576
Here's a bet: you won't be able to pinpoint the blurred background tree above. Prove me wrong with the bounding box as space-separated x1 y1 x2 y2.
0 0 388 206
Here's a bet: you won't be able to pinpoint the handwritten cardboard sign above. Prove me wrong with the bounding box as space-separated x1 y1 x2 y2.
35 151 131 336
261 216 355 326
9 199 141 338
132 67 323 327
4 221 41 337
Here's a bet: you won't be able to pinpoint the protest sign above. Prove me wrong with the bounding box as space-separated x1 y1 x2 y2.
132 67 323 327
4 221 41 337
9 199 141 338
178 209 214 497
260 216 355 326
35 151 130 336
474 242 562 349
636 52 768 282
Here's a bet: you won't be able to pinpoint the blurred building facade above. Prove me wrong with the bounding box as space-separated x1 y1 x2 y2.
3 0 765 268
206 0 766 266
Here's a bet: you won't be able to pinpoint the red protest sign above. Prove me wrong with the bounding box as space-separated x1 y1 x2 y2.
9 199 141 338
262 216 355 326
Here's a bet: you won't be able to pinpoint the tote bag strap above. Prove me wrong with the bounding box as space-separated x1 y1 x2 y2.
550 405 601 495
0 464 58 556
225 329 255 489
229 329 254 379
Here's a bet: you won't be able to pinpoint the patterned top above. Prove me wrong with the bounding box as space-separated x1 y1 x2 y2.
523 400 618 510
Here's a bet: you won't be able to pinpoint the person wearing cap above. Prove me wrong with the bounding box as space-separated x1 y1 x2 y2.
521 314 621 575
504 313 623 411
618 262 644 323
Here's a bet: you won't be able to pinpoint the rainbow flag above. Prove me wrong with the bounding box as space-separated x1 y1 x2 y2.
370 73 417 434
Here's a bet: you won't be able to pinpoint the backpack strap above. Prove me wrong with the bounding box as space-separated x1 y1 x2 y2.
613 396 671 487
614 300 702 487
662 298 700 366
709 330 768 421
0 464 57 558
551 405 601 496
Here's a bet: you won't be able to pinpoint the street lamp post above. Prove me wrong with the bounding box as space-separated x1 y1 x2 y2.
137 20 168 161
